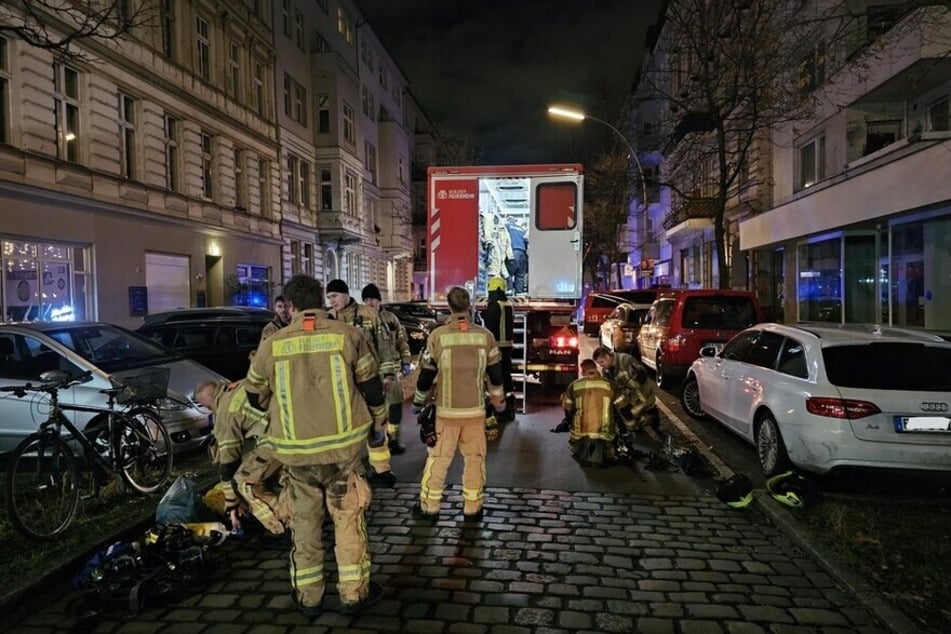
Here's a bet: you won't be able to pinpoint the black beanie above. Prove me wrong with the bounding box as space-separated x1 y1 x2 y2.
326 279 349 294
362 283 382 301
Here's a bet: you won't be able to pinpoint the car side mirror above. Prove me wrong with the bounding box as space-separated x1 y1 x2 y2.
699 345 718 357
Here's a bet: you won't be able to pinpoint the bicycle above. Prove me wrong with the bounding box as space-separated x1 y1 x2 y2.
2 367 174 541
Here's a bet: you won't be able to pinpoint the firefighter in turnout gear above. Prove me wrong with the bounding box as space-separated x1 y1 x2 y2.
560 359 618 468
361 283 413 454
412 286 505 522
592 346 659 433
245 275 386 617
483 276 516 422
326 279 398 488
195 379 285 534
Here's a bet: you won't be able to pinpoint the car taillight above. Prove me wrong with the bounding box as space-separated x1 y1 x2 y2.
550 335 578 349
806 397 881 419
667 334 684 352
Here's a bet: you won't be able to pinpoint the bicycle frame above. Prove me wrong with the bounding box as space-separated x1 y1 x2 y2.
39 402 131 476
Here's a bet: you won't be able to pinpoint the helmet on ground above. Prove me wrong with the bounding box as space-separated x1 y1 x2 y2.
765 471 822 508
487 277 506 292
716 473 754 508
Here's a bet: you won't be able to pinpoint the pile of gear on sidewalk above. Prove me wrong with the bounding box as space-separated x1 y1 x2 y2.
70 474 271 625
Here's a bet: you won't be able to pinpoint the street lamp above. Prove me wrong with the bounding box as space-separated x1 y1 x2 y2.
547 105 651 286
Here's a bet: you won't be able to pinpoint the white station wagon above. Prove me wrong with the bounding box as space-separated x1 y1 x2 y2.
680 323 951 476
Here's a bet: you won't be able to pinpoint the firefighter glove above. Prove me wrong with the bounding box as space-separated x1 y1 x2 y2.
417 404 437 447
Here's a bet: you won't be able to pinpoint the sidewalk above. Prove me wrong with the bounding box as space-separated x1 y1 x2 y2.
4 403 919 633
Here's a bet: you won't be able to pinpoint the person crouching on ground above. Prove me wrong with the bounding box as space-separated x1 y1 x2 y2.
195 379 285 535
592 346 660 434
561 358 618 468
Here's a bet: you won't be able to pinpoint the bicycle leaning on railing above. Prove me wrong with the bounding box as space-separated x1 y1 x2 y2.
2 367 174 541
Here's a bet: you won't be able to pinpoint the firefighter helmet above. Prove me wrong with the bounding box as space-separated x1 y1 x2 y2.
487 276 506 292
716 473 754 508
765 471 822 508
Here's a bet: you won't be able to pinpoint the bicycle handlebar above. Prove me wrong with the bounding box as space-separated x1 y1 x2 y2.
0 370 94 398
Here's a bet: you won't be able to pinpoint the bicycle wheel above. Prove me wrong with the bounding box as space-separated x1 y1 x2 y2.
117 408 173 494
5 433 80 541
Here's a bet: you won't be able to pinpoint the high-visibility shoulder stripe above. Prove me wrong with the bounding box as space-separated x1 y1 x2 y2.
260 420 372 455
440 332 488 347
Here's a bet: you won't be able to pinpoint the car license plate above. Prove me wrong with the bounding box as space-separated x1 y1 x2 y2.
896 416 951 432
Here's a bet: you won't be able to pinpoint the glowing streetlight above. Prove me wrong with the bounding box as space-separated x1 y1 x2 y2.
547 104 651 284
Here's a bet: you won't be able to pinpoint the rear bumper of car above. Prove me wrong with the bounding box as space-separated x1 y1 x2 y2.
786 420 951 474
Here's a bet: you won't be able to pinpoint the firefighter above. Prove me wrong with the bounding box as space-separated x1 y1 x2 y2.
483 276 516 422
195 379 285 535
412 286 505 522
361 283 413 454
326 278 398 487
261 295 291 341
592 346 659 434
245 274 386 617
561 358 618 467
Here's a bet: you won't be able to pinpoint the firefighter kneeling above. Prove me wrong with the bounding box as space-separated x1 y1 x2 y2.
560 359 617 468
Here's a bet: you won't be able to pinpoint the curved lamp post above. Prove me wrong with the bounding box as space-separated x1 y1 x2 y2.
547 105 651 286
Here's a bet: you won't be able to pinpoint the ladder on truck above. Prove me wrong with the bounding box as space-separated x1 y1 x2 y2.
510 311 528 414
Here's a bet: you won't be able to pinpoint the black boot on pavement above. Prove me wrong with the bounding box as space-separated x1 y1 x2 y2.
368 471 397 488
411 503 439 523
388 440 406 455
291 593 324 619
463 507 484 522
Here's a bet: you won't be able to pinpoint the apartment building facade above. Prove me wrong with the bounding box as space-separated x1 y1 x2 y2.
626 1 951 331
0 0 415 327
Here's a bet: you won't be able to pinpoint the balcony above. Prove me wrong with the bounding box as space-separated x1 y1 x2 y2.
316 210 363 244
663 198 717 236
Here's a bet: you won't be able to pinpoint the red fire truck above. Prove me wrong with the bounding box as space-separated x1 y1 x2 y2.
426 164 584 406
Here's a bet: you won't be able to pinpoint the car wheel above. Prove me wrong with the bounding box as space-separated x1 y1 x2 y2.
655 351 667 389
679 375 707 420
755 413 792 476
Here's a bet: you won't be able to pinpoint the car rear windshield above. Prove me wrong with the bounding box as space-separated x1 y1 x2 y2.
682 297 757 329
823 343 951 391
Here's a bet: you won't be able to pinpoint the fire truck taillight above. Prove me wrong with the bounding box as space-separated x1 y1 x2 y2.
550 335 579 349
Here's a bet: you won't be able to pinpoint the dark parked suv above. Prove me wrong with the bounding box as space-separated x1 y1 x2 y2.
137 307 275 380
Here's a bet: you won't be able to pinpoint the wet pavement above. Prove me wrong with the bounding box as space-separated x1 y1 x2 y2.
4 399 915 633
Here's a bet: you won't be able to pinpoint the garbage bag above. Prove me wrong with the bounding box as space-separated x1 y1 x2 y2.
155 475 216 524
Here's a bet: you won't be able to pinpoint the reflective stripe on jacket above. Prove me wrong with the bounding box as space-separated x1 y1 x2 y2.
246 309 379 466
561 374 616 443
212 381 268 465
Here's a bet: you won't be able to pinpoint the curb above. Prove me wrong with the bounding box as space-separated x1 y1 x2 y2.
655 398 924 634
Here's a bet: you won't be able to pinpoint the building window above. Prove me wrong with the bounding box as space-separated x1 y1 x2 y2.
53 63 81 163
160 0 175 58
336 7 354 45
294 10 304 50
378 62 387 90
195 16 211 81
866 119 902 155
303 243 313 276
290 240 300 274
118 93 136 179
344 170 356 215
320 166 332 210
228 40 241 99
365 142 377 185
252 57 266 116
287 155 299 204
233 264 270 307
342 101 355 143
286 155 310 208
283 74 306 125
313 32 330 53
281 0 290 36
361 40 373 69
299 160 310 208
929 97 949 132
234 148 247 210
317 94 330 133
163 114 179 191
798 41 826 93
0 37 9 144
798 135 825 190
316 0 327 13
200 131 214 199
258 158 270 216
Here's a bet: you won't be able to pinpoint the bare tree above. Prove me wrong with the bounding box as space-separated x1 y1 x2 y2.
634 0 935 288
583 150 636 289
0 0 153 58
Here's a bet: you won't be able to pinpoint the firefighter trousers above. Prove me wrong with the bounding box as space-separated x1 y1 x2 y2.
418 415 486 515
386 376 405 443
284 456 372 608
233 445 285 534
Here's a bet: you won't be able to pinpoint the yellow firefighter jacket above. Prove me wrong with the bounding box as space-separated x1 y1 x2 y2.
414 312 504 419
561 370 617 444
246 309 383 466
211 380 268 466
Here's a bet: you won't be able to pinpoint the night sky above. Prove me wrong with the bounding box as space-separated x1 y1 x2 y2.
358 0 664 164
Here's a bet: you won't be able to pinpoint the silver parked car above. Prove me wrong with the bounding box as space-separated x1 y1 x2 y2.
0 322 222 455
680 322 951 476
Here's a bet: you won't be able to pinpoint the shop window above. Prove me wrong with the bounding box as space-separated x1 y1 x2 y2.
232 264 270 307
2 240 88 322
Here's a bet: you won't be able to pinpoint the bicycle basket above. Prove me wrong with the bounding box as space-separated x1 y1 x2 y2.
113 367 170 405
